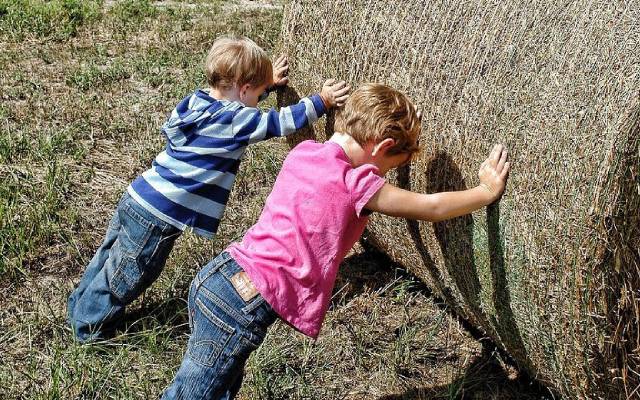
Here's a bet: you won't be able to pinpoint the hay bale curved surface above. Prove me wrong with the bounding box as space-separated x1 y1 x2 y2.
278 1 640 398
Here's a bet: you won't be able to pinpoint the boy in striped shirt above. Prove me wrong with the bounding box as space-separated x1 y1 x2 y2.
67 36 350 342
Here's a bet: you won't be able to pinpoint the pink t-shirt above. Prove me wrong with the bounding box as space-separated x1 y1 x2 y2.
227 140 385 338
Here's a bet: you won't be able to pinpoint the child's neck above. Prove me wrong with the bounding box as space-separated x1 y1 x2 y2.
209 87 241 103
329 132 373 168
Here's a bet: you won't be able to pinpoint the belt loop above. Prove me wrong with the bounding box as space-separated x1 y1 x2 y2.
192 274 202 291
197 253 231 290
241 295 265 314
200 263 219 286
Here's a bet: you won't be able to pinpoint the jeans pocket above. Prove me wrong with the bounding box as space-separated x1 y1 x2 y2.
187 297 235 368
118 204 153 258
139 231 178 287
110 255 143 303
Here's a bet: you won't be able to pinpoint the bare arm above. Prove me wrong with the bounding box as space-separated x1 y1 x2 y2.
364 144 510 222
365 184 494 222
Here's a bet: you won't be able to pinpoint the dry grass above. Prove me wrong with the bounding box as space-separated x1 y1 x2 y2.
279 1 640 399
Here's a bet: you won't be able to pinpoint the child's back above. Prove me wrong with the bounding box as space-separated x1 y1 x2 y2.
228 139 385 338
128 88 324 237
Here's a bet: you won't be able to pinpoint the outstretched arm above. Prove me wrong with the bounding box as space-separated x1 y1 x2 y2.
233 95 326 143
365 144 510 222
235 80 351 143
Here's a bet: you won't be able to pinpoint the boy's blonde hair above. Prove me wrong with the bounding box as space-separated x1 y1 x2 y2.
335 83 421 157
205 36 272 90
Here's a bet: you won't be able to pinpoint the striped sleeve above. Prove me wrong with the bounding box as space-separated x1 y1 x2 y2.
234 94 327 144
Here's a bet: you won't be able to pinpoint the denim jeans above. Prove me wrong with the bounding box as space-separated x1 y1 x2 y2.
67 192 181 342
161 252 277 400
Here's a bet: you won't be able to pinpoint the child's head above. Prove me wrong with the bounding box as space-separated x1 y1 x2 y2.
335 83 421 167
205 36 273 106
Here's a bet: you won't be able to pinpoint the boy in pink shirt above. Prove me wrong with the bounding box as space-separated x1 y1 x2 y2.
161 84 510 399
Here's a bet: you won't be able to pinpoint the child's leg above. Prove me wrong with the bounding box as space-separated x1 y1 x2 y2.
69 193 181 342
161 252 276 400
222 374 244 400
67 208 121 321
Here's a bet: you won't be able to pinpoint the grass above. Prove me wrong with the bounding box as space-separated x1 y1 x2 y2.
109 0 158 22
66 60 131 91
0 162 74 278
0 1 553 398
0 0 102 41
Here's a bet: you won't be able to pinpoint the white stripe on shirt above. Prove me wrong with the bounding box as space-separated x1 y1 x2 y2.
141 170 226 218
279 106 296 135
155 151 236 189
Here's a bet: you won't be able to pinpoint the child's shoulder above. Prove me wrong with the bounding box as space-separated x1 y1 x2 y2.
287 140 370 175
289 139 341 158
172 89 243 117
283 140 384 199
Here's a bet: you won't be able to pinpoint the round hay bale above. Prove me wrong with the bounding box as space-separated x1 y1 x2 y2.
277 1 640 398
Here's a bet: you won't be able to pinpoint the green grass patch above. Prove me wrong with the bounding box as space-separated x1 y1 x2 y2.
0 122 88 164
0 128 30 164
109 0 157 22
66 60 131 91
2 70 46 101
0 162 74 278
127 48 203 91
0 0 102 41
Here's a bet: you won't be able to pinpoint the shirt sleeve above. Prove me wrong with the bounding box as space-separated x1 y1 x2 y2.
345 164 386 217
232 94 327 144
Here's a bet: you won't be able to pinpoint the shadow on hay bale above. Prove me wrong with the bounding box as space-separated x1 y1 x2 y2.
402 152 533 372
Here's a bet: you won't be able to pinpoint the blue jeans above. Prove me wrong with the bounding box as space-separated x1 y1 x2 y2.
67 192 181 342
161 252 277 400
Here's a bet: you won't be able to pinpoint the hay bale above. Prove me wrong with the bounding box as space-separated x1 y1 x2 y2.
277 1 640 398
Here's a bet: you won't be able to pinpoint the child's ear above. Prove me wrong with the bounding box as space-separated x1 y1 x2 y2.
239 83 252 98
372 138 396 157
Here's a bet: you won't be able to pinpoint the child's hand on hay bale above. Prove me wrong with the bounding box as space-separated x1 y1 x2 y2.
272 55 289 87
478 144 510 202
364 144 510 222
320 79 350 109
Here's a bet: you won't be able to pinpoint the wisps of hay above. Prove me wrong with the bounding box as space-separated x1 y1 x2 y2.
278 1 640 398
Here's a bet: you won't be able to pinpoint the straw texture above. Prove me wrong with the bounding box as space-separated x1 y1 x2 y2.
277 1 640 398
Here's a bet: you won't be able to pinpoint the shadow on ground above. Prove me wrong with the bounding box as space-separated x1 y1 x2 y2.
114 295 190 339
376 346 554 400
336 247 557 400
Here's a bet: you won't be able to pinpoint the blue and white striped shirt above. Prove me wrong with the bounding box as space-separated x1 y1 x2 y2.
128 89 326 238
